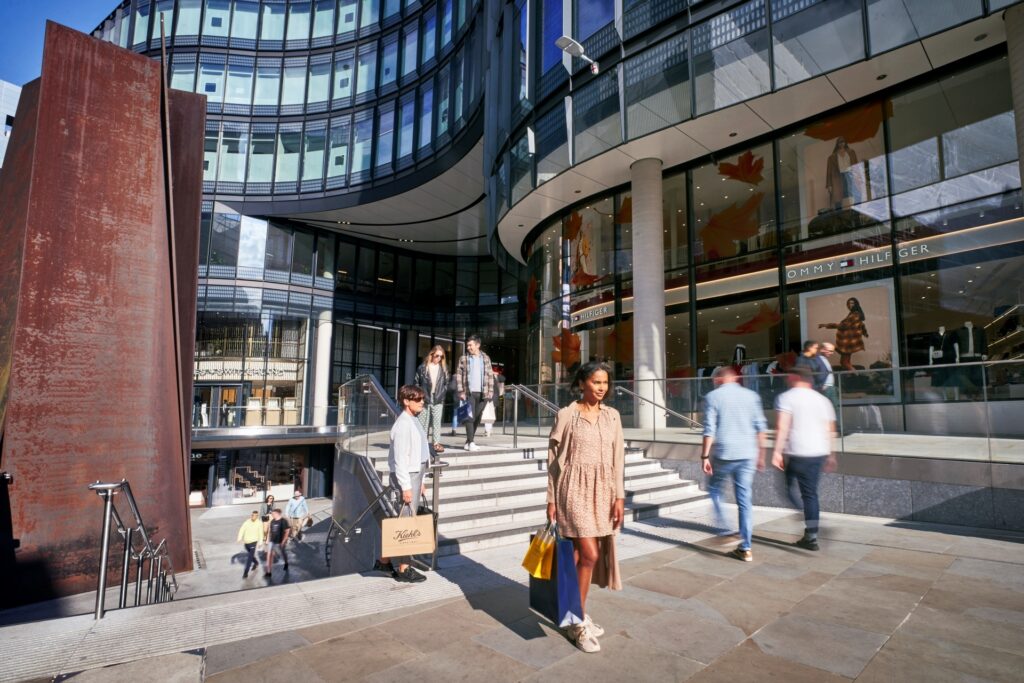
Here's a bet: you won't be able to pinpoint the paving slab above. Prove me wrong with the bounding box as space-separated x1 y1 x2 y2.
364 638 538 683
689 640 850 682
751 614 887 678
62 651 204 683
623 608 747 664
519 634 705 682
204 631 312 676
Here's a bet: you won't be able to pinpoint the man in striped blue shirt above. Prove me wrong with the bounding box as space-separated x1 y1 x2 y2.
701 366 768 561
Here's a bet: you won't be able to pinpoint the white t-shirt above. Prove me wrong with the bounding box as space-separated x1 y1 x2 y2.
775 387 836 457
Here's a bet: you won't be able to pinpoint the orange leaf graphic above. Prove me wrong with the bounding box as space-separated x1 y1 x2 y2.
718 150 764 186
525 276 539 323
615 196 632 223
565 211 583 241
720 303 782 336
804 102 889 145
699 192 764 260
551 327 581 368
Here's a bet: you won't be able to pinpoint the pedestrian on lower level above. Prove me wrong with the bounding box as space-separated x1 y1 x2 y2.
265 508 290 575
259 494 276 545
236 510 262 578
701 366 768 562
771 367 837 551
286 489 310 541
547 361 624 654
375 384 429 584
455 334 494 451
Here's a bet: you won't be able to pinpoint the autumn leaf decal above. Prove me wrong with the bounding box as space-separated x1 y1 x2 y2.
699 192 764 260
525 276 539 323
615 196 632 224
720 303 782 336
804 102 889 145
551 327 582 369
718 150 764 186
565 211 583 241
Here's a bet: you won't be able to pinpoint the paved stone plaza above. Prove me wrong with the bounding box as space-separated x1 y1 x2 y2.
4 501 1023 682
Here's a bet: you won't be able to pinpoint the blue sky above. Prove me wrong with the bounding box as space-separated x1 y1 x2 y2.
0 1 118 86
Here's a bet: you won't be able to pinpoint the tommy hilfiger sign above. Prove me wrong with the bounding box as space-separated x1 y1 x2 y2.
787 244 931 283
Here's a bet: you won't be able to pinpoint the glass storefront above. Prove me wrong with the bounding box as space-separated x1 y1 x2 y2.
524 56 1024 400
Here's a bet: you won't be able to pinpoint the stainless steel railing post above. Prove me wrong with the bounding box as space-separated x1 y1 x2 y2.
154 555 164 601
135 554 145 606
118 526 133 609
93 489 115 620
513 386 519 449
147 552 156 603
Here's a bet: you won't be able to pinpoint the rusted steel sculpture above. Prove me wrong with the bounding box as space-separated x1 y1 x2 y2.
0 22 205 606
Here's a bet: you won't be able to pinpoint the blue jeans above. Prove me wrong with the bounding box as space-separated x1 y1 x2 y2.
784 456 827 537
709 457 755 550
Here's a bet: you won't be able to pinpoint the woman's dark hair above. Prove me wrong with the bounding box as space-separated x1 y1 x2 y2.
572 361 612 394
847 297 866 321
398 384 425 402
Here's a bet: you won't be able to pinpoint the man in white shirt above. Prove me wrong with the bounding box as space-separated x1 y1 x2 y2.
771 367 837 551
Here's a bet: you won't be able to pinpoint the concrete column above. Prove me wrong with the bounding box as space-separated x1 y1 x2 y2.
630 158 666 430
311 309 333 426
1006 4 1024 184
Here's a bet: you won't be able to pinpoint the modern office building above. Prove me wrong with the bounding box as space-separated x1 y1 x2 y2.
0 80 22 168
91 0 1024 502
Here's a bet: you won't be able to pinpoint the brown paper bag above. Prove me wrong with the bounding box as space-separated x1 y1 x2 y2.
381 508 436 557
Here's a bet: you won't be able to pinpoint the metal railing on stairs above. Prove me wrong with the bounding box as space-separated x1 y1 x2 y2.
327 374 447 575
505 384 560 448
614 385 703 430
88 479 177 619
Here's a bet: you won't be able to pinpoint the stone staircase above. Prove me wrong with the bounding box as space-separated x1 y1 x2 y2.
367 443 706 556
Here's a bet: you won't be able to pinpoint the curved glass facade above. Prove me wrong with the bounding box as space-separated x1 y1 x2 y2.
523 56 1023 386
485 0 1016 227
95 0 484 197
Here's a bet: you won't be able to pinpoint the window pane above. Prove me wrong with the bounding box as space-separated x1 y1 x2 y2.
376 107 394 168
402 26 418 76
421 6 436 63
154 0 174 42
772 0 864 88
219 126 249 182
356 45 377 94
275 129 302 182
287 1 312 41
625 32 689 138
281 61 307 105
692 0 770 115
248 128 276 183
302 126 326 181
352 117 373 175
441 0 453 46
316 233 336 282
663 173 688 272
398 96 415 159
539 0 562 74
577 0 613 41
176 0 201 37
419 83 433 149
198 58 226 101
510 133 531 205
536 103 568 184
133 1 152 45
692 142 776 262
209 212 240 266
265 223 292 272
384 0 400 20
360 0 379 28
237 216 268 272
308 59 330 103
260 2 286 41
293 231 315 277
338 0 358 34
312 0 335 38
231 1 259 39
437 66 450 137
573 67 620 163
334 51 354 101
204 126 219 181
225 60 254 105
867 0 983 55
254 62 281 106
381 37 398 87
328 118 350 180
170 60 196 91
203 0 230 37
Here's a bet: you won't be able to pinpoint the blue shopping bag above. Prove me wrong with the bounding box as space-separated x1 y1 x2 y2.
528 527 583 628
455 400 473 424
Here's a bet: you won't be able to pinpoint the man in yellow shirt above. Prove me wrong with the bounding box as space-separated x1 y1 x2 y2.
236 510 263 578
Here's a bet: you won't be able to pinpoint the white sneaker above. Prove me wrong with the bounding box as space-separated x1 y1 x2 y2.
466 442 480 451
583 614 605 638
569 622 600 653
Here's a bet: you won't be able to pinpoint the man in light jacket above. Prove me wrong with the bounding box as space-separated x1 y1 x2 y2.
286 488 310 541
455 334 495 451
236 510 263 578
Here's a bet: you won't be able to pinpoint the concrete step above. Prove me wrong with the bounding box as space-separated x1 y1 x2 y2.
385 455 661 486
436 488 709 556
369 447 646 468
434 462 671 496
437 481 703 533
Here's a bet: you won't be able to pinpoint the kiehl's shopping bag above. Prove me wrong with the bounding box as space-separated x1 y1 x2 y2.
381 504 436 557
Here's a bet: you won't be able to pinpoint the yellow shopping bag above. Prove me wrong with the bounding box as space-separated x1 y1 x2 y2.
521 522 556 580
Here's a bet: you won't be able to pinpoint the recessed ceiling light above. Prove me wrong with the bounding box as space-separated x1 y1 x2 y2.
974 33 988 42
876 74 887 81
728 132 737 137
574 189 581 194
518 223 524 227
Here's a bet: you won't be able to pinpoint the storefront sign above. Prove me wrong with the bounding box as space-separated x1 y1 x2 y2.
570 304 612 326
786 244 931 283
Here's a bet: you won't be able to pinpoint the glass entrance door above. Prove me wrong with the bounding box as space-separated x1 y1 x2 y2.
194 383 243 427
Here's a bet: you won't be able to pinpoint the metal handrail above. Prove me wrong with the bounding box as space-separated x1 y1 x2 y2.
505 384 560 448
614 385 703 430
88 479 177 619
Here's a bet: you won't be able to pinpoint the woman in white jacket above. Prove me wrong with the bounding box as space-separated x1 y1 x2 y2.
375 384 430 583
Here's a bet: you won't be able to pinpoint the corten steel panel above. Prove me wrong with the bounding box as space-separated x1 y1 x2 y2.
0 23 199 605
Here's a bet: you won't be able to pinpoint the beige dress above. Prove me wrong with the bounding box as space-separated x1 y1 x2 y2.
555 408 616 538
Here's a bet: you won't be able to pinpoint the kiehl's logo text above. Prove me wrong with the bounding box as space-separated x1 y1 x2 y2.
393 529 422 541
